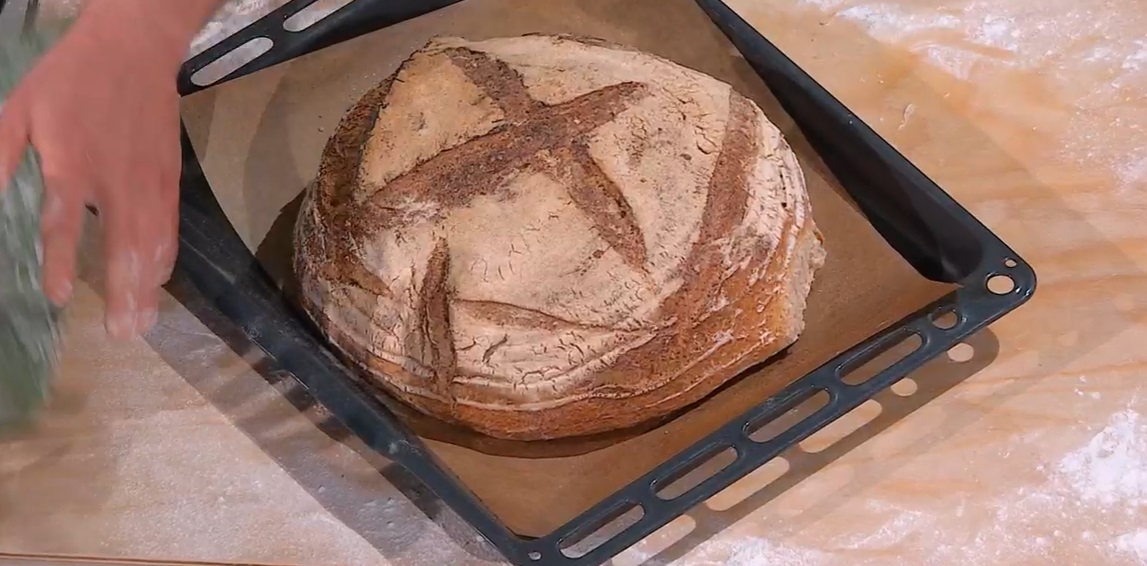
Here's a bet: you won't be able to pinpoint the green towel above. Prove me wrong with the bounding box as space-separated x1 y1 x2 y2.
0 20 72 427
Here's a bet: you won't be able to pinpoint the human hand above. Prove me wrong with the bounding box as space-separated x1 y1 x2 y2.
0 3 193 340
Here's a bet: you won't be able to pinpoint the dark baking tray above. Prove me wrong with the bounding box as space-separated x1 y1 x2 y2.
171 0 1036 564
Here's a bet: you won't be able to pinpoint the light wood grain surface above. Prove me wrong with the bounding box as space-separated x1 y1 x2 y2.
4 0 1146 564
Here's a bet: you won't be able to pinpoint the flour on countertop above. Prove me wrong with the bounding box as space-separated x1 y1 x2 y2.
618 534 832 566
688 537 832 566
866 408 1147 565
795 0 1147 189
618 408 1147 566
1116 530 1147 564
1057 409 1147 508
931 408 1147 565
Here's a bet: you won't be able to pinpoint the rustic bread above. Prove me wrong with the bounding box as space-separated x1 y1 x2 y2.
293 34 826 441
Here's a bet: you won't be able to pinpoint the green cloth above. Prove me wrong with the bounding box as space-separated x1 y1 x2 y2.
0 21 71 427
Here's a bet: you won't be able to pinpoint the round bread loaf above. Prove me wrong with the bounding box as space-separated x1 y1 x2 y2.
293 34 826 440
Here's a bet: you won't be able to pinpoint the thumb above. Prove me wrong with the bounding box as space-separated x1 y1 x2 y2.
0 100 30 191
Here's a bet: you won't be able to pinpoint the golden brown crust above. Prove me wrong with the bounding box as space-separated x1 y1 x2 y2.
293 35 826 440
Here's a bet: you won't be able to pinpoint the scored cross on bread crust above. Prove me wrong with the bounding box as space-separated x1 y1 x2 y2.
294 34 826 440
360 48 652 273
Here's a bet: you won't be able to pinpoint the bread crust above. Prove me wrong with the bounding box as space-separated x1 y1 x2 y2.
293 34 826 440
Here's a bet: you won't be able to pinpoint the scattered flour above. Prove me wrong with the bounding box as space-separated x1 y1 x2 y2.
937 408 1147 564
1057 410 1147 508
793 0 1147 189
618 408 1147 565
868 408 1147 564
689 537 832 566
1116 530 1147 564
621 535 833 566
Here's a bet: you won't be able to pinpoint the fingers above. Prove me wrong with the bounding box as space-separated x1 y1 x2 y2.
0 99 30 191
102 209 151 340
40 176 86 305
100 177 179 340
102 239 143 340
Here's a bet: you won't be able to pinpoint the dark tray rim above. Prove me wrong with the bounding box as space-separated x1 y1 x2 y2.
172 1 1037 565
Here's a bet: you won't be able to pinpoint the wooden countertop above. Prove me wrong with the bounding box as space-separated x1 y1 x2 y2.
5 0 1147 564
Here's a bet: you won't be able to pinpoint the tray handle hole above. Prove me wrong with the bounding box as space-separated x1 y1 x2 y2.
653 445 738 501
800 399 883 453
559 503 645 559
284 0 354 31
190 37 273 87
987 274 1016 295
705 456 790 511
839 332 922 386
745 389 830 444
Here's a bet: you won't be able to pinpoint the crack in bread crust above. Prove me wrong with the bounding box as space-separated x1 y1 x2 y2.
455 299 618 333
417 237 456 401
293 35 826 440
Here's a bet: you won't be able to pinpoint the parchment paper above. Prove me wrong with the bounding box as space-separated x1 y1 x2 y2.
180 0 955 537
